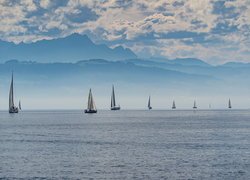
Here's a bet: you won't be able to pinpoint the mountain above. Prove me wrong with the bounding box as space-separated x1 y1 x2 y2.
167 58 211 67
1 59 249 109
147 57 211 67
127 58 210 67
1 59 214 85
125 58 215 76
0 59 220 97
0 33 137 62
222 62 250 68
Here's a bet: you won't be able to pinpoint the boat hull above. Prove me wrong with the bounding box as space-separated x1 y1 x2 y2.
84 109 97 113
9 107 18 113
111 106 120 110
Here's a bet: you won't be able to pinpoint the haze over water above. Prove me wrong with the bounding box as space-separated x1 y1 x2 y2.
0 110 249 179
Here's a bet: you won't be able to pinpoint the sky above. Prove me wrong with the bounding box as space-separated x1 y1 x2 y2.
0 0 249 64
0 0 250 110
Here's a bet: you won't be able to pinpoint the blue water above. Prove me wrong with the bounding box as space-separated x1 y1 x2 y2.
0 110 249 179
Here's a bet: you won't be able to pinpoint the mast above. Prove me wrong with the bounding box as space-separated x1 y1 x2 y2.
9 72 14 109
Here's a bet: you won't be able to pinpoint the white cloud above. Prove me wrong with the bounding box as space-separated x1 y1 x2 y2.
71 0 219 44
20 0 37 12
39 0 51 9
0 1 29 38
0 0 249 63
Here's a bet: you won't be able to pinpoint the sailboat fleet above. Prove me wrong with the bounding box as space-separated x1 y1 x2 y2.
6 73 236 114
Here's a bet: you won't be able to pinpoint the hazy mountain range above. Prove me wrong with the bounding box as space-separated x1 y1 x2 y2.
0 33 136 62
0 58 249 109
0 58 249 90
0 34 249 109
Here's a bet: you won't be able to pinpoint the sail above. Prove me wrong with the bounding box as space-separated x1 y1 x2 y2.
19 100 21 110
9 73 14 109
88 89 96 110
228 99 232 108
111 85 116 108
193 101 197 108
148 96 151 108
172 101 176 109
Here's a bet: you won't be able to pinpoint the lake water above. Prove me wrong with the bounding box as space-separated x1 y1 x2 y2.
0 110 249 179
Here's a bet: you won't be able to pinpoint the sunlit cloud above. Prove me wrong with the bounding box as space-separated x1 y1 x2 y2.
0 0 249 63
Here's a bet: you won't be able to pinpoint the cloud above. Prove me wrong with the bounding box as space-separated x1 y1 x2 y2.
0 0 249 63
39 0 51 9
80 0 218 41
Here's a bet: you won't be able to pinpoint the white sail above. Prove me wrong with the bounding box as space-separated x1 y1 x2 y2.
9 73 14 110
228 99 232 109
9 73 18 113
148 96 152 109
193 101 197 109
172 100 176 109
85 88 97 113
19 100 21 110
87 89 96 110
148 96 151 108
111 85 116 108
110 85 120 110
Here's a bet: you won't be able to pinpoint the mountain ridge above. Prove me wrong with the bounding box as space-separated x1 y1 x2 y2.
0 33 137 62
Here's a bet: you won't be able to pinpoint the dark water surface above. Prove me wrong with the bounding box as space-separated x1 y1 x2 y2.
0 110 249 179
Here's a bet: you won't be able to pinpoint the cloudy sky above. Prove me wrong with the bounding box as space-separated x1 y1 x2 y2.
0 0 249 64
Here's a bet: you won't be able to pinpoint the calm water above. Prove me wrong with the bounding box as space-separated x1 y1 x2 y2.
0 110 249 179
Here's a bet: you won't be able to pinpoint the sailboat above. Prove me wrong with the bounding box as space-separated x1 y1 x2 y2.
111 85 120 110
172 100 176 109
84 89 97 113
193 100 197 109
228 99 232 109
9 73 18 113
148 96 152 110
19 100 22 111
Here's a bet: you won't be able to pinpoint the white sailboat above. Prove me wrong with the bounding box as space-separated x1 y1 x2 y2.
172 100 176 109
19 100 22 111
9 73 18 113
148 96 152 110
228 99 232 109
84 89 97 113
193 100 197 109
111 85 120 110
